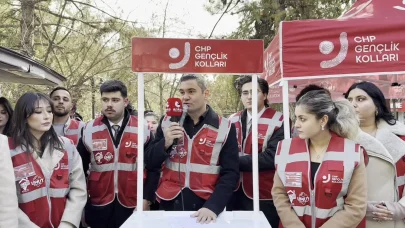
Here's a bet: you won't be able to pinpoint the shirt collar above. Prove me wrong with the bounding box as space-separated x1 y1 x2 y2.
247 107 266 123
109 118 123 128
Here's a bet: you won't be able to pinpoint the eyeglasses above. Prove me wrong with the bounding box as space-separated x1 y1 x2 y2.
241 90 262 97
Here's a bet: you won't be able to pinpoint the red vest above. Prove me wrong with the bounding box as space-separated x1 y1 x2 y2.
156 115 231 201
9 137 73 228
229 108 283 199
64 118 85 146
275 134 365 228
83 115 149 208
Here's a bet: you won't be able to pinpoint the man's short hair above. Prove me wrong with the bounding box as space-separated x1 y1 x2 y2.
234 75 269 96
50 87 71 97
296 84 331 102
179 74 207 91
100 80 128 98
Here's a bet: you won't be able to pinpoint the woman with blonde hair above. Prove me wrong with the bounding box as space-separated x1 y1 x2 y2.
347 81 405 227
272 89 367 228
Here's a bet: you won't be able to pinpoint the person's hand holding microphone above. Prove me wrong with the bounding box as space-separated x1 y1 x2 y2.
164 98 187 150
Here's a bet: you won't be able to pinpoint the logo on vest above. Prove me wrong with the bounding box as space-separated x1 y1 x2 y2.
287 190 296 203
104 152 114 162
322 174 343 184
31 176 44 187
95 152 104 164
169 146 187 159
297 192 309 205
19 178 30 192
198 138 214 147
125 141 138 148
54 162 69 170
92 139 108 150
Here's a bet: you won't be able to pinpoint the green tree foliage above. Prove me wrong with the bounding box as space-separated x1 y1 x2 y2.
0 0 150 120
206 0 350 47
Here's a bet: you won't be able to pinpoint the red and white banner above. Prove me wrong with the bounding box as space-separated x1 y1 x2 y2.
132 38 263 74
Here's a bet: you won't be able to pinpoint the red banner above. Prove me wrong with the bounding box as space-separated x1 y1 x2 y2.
132 38 264 74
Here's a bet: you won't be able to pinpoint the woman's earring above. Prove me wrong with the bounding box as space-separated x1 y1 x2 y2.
321 125 325 131
375 110 378 116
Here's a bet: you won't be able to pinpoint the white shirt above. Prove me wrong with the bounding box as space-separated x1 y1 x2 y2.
246 107 266 126
109 118 123 137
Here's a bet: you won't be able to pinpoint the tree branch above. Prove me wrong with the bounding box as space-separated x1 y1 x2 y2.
208 0 241 38
44 0 68 63
66 0 138 24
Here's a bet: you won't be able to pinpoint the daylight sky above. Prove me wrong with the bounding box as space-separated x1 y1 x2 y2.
96 0 241 38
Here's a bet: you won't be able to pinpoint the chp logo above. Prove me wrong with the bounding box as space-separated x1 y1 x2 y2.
198 138 214 147
319 32 349 69
394 0 405 10
322 174 344 184
169 42 191 70
125 141 138 148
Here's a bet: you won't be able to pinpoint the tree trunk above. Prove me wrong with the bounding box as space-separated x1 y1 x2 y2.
20 0 36 57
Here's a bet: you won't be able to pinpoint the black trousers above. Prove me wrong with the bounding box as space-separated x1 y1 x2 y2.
159 188 206 211
85 197 133 228
227 188 280 228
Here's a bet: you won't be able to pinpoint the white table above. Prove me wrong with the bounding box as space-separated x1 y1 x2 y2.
121 211 272 228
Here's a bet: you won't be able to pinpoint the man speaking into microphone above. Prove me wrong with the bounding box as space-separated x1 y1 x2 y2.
145 74 239 224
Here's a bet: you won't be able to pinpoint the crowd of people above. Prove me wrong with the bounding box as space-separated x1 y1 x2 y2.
0 74 404 228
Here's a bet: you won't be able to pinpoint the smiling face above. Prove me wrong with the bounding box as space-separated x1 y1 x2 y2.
346 88 376 125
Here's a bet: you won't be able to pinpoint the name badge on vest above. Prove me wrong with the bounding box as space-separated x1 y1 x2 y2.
92 139 107 150
285 172 302 188
14 162 36 181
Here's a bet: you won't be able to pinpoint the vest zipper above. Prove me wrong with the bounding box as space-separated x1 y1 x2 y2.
113 119 129 194
185 125 207 188
44 168 54 227
306 140 325 228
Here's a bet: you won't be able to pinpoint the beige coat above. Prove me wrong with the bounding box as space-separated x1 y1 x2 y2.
356 121 405 228
16 137 87 228
271 140 367 228
0 135 19 228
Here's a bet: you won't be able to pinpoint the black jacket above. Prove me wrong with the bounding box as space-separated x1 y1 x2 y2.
237 109 286 172
145 106 240 215
76 111 159 202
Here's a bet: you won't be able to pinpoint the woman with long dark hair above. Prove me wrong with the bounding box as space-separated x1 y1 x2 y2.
0 97 13 136
272 90 367 228
346 81 405 228
9 92 87 228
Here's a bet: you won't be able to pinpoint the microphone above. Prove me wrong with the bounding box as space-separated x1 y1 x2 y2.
166 98 184 147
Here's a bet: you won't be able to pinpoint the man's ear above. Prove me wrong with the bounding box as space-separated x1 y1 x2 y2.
124 97 129 107
204 88 210 100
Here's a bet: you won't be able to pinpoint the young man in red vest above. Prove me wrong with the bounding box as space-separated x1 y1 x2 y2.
227 75 285 228
50 87 86 146
145 74 240 224
76 80 159 228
